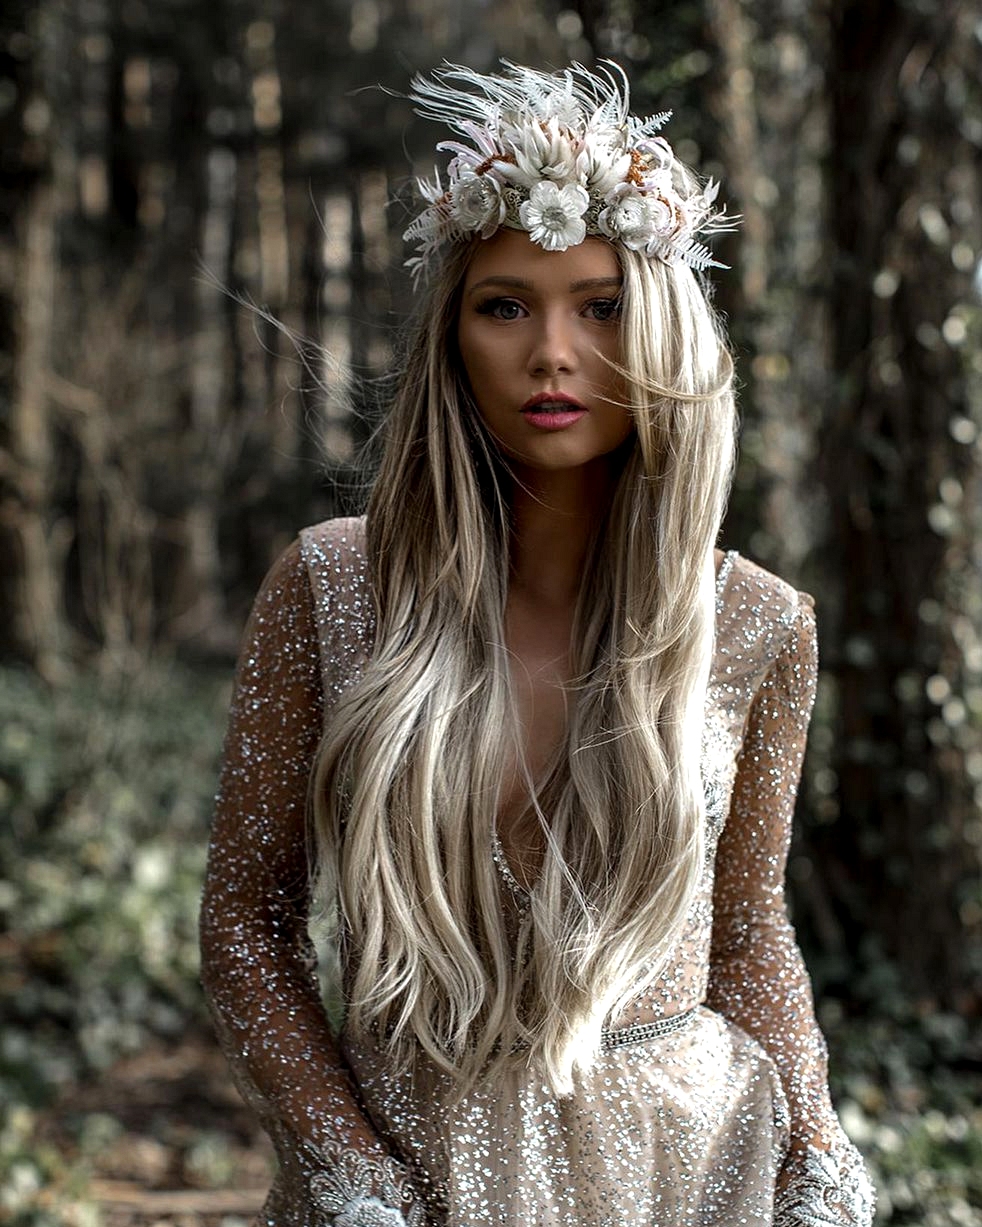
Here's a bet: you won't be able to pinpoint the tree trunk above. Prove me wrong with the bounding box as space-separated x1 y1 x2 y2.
6 181 64 676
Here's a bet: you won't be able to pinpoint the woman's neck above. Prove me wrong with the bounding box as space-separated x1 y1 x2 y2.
507 463 614 607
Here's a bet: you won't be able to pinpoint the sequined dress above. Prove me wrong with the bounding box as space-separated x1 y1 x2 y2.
200 517 874 1227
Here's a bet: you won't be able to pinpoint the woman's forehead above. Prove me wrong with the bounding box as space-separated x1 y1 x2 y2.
462 229 621 291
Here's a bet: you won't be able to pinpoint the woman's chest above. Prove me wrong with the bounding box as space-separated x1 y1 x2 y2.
496 631 573 883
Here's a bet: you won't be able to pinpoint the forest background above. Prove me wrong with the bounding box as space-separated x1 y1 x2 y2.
1 0 980 1223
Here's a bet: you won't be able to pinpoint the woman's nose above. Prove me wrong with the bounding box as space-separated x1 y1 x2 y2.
527 314 578 376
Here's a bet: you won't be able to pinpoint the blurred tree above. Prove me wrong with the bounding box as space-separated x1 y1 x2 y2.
0 0 569 662
1 0 65 674
819 0 982 1007
582 0 982 1006
579 0 832 575
1 0 980 1012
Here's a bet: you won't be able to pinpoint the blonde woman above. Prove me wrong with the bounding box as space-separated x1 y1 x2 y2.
200 62 873 1227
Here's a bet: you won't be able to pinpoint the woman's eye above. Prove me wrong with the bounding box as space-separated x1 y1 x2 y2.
477 297 526 321
584 298 621 322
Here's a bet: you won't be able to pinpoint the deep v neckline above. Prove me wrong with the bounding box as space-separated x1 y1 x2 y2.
492 551 739 903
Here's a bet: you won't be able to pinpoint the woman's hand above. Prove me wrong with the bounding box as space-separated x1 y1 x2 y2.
774 1139 875 1227
309 1146 425 1225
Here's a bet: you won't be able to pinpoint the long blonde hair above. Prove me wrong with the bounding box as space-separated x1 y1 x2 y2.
311 239 737 1096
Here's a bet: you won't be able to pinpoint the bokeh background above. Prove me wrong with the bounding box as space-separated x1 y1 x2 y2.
1 0 981 1223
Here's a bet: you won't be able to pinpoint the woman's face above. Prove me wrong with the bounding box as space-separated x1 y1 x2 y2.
456 229 634 476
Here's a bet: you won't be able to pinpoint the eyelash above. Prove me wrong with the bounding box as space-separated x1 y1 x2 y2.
476 297 525 321
475 297 622 322
586 297 622 322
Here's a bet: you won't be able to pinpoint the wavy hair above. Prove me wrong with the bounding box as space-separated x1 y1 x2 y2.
311 238 737 1096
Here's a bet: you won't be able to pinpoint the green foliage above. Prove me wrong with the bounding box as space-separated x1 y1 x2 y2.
0 1104 99 1226
824 999 982 1224
0 663 227 1093
0 661 229 1217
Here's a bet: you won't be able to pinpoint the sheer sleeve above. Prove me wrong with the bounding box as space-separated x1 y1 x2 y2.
707 597 874 1227
199 539 424 1226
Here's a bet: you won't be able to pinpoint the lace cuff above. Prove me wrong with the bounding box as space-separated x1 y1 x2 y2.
308 1143 426 1225
775 1140 875 1227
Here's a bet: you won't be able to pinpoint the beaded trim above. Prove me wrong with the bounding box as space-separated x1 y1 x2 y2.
491 827 531 908
600 1006 699 1051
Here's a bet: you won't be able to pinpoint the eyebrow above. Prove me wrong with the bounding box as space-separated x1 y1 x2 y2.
467 275 623 295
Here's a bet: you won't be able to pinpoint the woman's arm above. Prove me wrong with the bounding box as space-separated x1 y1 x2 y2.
706 597 874 1227
199 539 422 1225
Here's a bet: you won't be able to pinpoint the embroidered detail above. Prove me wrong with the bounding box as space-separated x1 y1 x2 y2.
774 1141 875 1227
310 1146 424 1226
331 1199 406 1227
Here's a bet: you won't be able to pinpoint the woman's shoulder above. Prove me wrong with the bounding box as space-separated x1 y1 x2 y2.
294 517 374 680
296 515 371 618
714 549 815 684
717 549 812 615
298 515 367 564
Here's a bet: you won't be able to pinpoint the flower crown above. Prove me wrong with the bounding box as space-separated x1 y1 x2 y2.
403 60 736 286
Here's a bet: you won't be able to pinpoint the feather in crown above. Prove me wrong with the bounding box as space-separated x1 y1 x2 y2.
403 60 737 285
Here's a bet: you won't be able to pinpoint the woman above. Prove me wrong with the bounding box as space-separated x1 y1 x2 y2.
200 62 873 1226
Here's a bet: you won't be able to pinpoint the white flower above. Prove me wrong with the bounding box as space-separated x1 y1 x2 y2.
539 92 583 131
575 131 631 196
450 171 506 237
638 167 674 198
501 116 579 187
518 181 589 251
403 63 734 281
598 186 655 251
646 192 688 241
636 136 674 171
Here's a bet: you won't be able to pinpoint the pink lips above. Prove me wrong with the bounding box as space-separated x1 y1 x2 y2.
520 392 588 431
